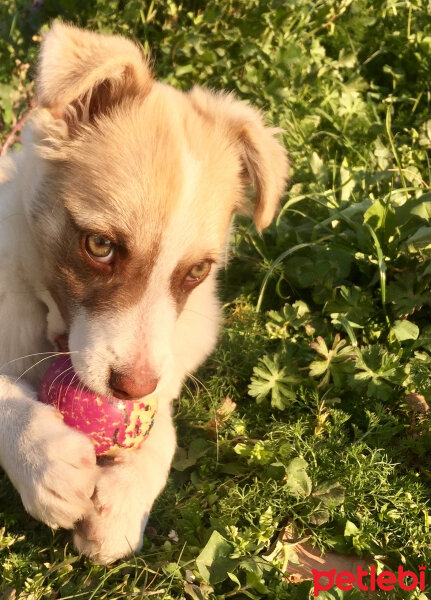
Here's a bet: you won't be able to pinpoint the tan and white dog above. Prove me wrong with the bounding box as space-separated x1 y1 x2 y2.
0 23 288 563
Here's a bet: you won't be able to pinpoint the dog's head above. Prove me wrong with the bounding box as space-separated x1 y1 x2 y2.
25 23 288 401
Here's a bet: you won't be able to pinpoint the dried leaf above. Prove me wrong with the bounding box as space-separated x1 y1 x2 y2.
207 396 237 431
406 393 429 414
284 539 373 587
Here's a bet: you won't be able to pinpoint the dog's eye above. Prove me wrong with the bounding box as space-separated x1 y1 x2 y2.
84 234 115 263
184 260 212 287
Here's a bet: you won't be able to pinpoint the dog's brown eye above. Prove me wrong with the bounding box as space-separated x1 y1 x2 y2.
184 260 212 287
84 234 115 263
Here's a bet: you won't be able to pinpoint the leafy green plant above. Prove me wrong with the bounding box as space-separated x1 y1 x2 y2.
249 354 301 410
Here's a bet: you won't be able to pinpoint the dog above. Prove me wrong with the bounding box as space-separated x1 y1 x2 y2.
0 22 288 564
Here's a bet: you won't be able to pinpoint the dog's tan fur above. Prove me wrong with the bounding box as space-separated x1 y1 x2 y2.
0 22 288 563
31 25 288 321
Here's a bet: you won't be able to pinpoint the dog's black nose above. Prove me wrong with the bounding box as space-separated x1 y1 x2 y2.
109 370 158 400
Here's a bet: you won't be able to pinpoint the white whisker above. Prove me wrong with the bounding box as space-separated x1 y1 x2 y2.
181 308 218 323
180 381 195 404
14 351 79 383
48 365 74 397
0 350 75 373
186 371 219 464
65 371 79 400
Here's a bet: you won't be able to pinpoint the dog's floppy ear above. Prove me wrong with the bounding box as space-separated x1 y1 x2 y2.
37 22 152 131
189 87 289 231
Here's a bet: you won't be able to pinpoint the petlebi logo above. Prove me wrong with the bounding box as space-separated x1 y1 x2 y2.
312 564 426 596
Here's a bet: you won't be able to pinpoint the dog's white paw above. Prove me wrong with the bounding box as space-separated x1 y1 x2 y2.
73 506 147 565
14 404 98 530
72 409 176 563
73 458 148 564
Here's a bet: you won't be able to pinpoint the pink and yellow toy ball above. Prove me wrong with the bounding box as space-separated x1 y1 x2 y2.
38 356 157 456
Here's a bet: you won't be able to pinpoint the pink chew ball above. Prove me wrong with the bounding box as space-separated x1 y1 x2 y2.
38 356 157 456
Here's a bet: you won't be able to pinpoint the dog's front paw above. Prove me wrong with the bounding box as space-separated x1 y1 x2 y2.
16 404 98 530
73 505 147 565
73 457 148 564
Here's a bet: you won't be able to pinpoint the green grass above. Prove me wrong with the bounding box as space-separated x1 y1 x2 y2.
2 0 431 598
